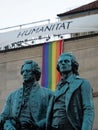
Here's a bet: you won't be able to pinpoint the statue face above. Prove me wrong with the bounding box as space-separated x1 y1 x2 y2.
22 64 35 82
58 55 72 74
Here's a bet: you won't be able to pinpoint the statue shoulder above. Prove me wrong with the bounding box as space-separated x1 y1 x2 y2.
40 86 53 97
7 87 23 99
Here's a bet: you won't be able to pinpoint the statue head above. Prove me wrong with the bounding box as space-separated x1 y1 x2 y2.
56 52 79 75
21 60 41 82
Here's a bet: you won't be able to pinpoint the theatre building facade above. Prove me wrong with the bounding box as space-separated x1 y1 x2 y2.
0 1 98 129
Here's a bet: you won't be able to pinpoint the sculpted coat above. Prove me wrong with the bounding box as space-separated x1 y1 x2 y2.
0 82 52 129
46 75 94 130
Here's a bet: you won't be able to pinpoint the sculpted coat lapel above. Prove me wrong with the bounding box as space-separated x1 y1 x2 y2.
46 76 83 127
65 78 82 112
49 76 83 112
54 83 69 101
11 88 23 117
11 85 41 118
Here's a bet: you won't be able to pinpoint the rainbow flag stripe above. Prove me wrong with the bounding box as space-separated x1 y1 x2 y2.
41 40 63 91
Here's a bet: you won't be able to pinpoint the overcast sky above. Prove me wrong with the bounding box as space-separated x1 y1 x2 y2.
0 0 95 29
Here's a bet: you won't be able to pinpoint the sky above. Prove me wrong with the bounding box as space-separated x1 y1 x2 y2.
0 0 95 29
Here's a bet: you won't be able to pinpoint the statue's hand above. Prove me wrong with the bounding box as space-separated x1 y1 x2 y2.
4 126 16 130
7 126 16 130
21 119 38 129
4 120 16 130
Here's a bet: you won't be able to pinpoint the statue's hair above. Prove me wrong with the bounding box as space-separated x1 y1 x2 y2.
21 60 41 81
56 52 79 75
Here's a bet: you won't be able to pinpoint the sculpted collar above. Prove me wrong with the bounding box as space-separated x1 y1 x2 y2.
57 74 80 89
62 74 80 83
23 81 39 90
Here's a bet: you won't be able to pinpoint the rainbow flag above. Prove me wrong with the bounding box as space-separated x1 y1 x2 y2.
41 40 63 91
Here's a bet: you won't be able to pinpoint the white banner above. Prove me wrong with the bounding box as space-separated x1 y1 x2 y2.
0 14 98 45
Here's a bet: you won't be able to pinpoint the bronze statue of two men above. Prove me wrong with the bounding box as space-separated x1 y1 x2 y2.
0 52 94 130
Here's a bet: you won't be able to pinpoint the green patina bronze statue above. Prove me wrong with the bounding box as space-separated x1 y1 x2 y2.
46 52 94 130
0 60 53 130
